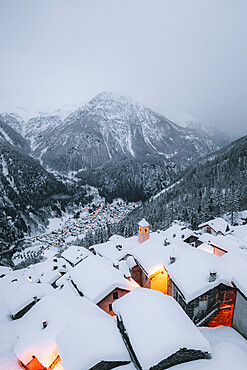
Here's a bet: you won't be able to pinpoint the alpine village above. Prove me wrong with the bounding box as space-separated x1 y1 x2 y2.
1 1 247 370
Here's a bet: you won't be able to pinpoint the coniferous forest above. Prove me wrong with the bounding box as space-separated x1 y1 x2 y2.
117 135 247 236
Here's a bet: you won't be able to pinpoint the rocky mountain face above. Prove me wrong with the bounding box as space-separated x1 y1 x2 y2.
25 114 62 150
29 92 229 173
119 135 247 233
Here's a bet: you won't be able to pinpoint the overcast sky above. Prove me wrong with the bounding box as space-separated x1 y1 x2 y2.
0 0 246 137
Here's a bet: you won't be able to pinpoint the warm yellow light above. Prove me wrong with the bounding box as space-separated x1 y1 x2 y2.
148 264 165 279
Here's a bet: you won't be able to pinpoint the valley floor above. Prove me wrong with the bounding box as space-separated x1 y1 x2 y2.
11 200 140 266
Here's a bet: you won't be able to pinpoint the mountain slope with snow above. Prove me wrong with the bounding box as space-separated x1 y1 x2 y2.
0 142 69 247
0 113 25 134
25 114 62 150
120 135 247 230
31 92 228 172
0 118 30 154
170 113 230 148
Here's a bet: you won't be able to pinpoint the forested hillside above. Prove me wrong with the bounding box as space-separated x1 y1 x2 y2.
118 135 247 234
0 143 69 247
77 156 179 202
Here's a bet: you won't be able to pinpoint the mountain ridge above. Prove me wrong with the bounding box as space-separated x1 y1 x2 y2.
28 91 231 173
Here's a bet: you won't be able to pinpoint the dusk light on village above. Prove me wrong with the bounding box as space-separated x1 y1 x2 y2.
0 1 247 369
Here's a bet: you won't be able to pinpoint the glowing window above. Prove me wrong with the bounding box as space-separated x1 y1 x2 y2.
144 228 148 234
139 227 142 233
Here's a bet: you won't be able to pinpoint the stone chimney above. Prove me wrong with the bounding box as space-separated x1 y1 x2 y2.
164 238 170 246
138 218 149 243
169 249 176 264
42 321 48 329
209 268 217 282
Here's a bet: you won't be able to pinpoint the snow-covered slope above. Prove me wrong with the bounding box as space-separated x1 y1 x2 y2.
30 92 227 172
25 114 62 150
0 118 30 154
170 113 230 148
0 113 25 135
123 134 247 229
0 143 68 247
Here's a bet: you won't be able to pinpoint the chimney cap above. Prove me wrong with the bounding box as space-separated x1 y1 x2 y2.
209 267 217 275
138 218 149 227
209 268 217 282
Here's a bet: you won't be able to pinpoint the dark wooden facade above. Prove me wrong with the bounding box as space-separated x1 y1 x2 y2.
168 278 236 326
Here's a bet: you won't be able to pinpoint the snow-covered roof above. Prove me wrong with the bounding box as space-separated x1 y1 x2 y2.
91 234 139 263
138 218 149 227
61 245 91 266
39 269 61 285
0 266 13 275
52 280 79 298
113 288 211 369
0 273 30 301
210 234 247 253
5 283 54 316
168 326 247 370
56 317 130 370
198 232 216 244
70 255 138 303
126 256 136 269
198 243 214 254
24 258 68 284
162 224 197 242
118 260 131 278
232 267 247 298
198 217 231 235
132 232 172 276
219 250 247 284
166 242 231 303
14 294 108 367
232 224 247 241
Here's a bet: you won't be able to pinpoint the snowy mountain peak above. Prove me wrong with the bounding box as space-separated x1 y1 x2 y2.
90 91 139 105
29 92 231 173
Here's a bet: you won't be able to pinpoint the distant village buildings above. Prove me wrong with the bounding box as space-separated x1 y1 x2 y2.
198 217 231 236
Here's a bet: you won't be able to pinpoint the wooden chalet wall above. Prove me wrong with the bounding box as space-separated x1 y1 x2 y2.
213 246 227 257
150 269 168 294
131 264 150 288
168 278 236 326
98 288 129 316
19 356 45 370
